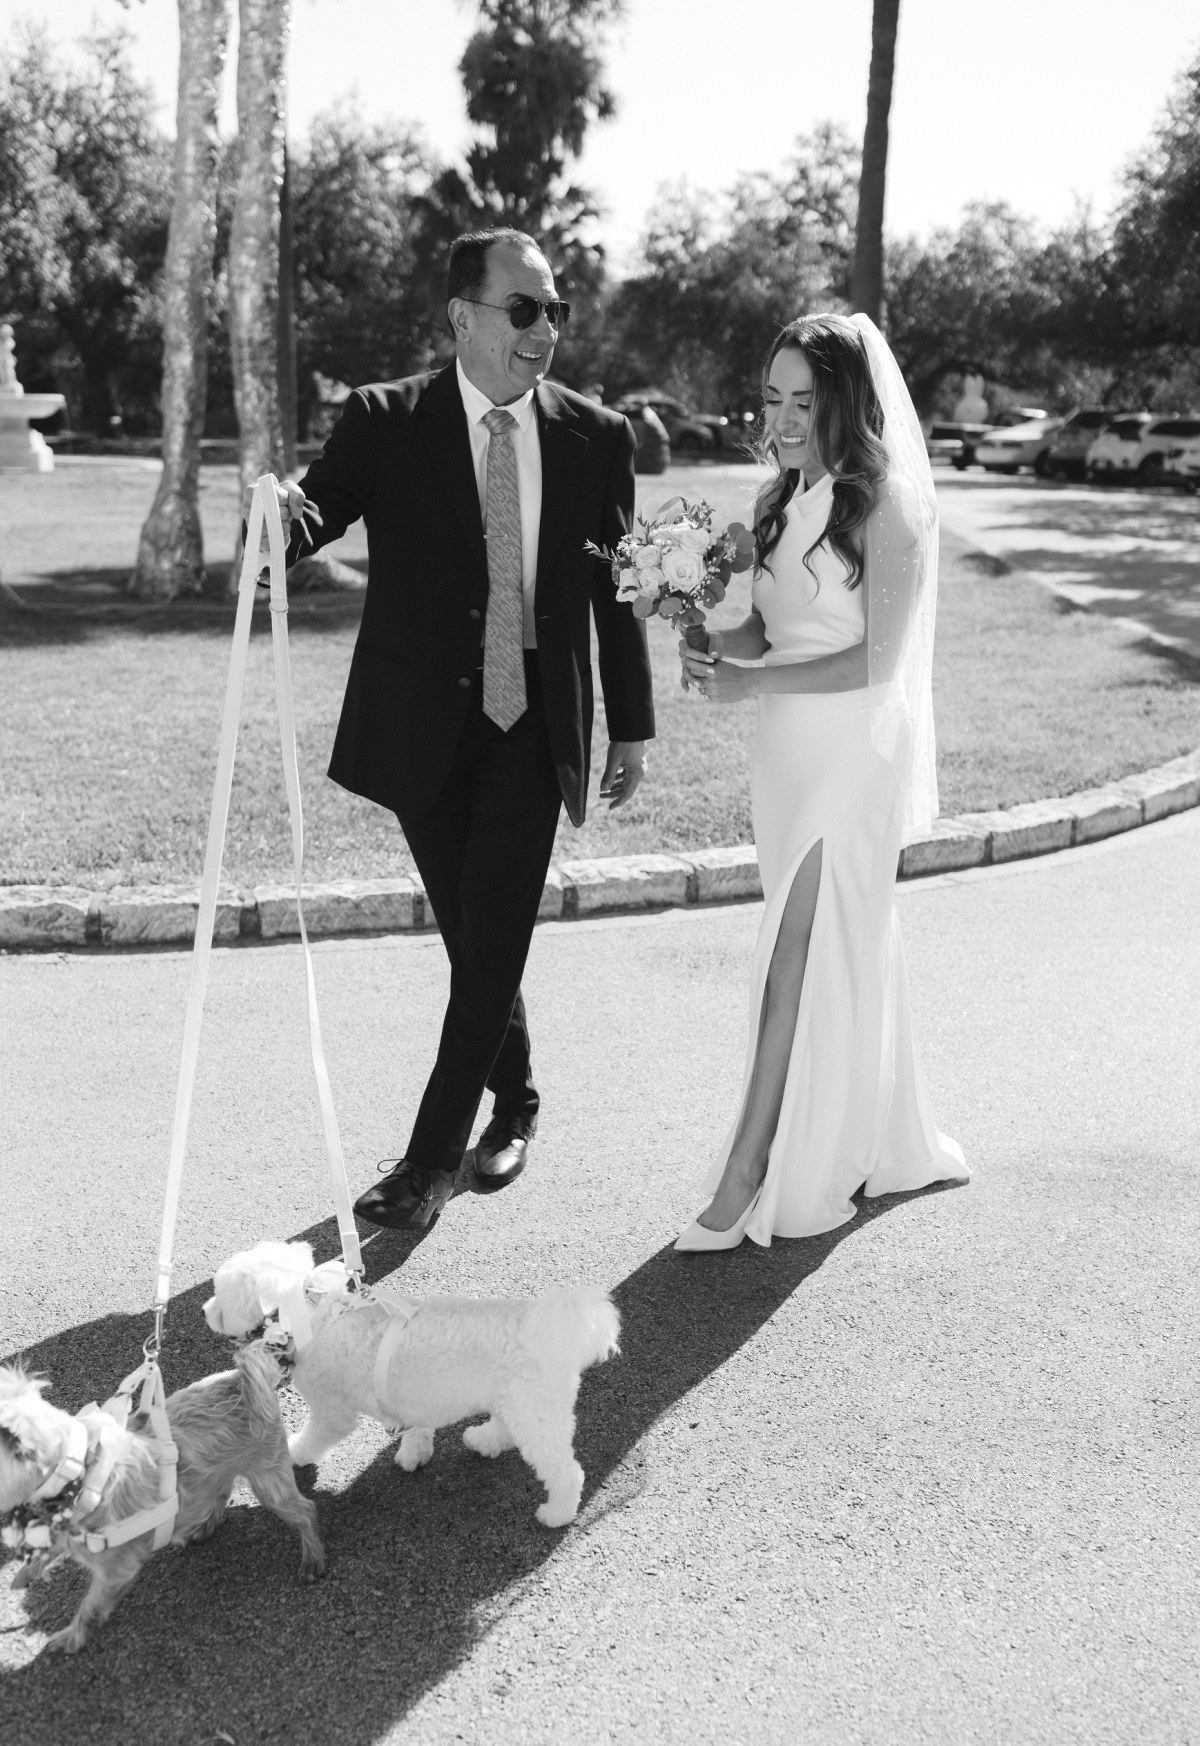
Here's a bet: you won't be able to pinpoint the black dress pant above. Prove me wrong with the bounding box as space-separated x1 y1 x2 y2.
396 652 563 1173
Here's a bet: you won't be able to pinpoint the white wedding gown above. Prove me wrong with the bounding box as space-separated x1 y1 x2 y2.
705 472 968 1243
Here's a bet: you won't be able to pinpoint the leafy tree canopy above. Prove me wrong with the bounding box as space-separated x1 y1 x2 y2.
1111 49 1200 352
415 0 623 385
0 26 170 430
291 103 439 425
604 124 859 412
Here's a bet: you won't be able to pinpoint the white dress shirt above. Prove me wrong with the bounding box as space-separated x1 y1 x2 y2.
456 357 542 650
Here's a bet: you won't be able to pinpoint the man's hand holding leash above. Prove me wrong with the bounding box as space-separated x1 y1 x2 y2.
240 479 323 579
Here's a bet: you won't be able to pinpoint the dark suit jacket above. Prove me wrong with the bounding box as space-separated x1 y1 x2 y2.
290 362 655 827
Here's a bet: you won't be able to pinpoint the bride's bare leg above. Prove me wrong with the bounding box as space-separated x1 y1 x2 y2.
699 842 823 1231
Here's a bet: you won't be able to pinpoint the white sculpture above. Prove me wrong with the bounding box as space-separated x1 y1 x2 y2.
953 372 989 425
0 323 19 392
0 323 66 471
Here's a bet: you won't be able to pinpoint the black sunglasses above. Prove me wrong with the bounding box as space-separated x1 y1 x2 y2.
464 295 571 331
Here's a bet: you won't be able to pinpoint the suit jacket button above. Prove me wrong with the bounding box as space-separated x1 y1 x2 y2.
469 608 481 620
458 676 471 688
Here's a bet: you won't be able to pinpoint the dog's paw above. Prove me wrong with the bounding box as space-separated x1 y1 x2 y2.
299 1552 327 1583
43 1624 87 1655
395 1428 435 1471
185 1508 227 1545
463 1419 511 1459
535 1499 578 1529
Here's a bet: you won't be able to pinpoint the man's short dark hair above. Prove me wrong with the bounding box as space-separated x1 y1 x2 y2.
447 227 543 307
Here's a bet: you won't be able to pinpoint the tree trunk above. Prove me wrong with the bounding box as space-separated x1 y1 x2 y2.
227 0 290 588
278 144 298 475
851 0 901 327
130 0 231 601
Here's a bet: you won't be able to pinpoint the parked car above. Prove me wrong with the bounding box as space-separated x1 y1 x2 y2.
926 422 992 467
1084 414 1200 482
975 416 1063 475
928 406 1049 470
619 400 670 474
1041 408 1118 480
1161 425 1200 489
613 390 727 453
1084 415 1153 479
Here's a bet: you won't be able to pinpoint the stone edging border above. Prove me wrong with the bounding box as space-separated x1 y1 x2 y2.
2 749 1197 953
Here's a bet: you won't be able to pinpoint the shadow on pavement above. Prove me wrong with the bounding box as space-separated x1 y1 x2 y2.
0 1181 962 1743
938 476 1200 648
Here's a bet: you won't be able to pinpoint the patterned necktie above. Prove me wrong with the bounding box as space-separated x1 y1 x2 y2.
481 406 527 731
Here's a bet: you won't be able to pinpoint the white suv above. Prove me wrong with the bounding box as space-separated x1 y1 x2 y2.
1086 414 1200 483
1158 421 1200 489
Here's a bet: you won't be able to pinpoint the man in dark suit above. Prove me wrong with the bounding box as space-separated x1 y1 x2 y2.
250 227 655 1230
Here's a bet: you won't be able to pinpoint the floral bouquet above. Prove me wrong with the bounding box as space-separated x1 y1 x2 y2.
586 496 756 652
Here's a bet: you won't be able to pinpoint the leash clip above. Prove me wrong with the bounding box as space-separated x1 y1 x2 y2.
143 1304 166 1366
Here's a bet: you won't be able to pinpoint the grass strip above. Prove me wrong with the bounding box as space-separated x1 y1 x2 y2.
1 462 1196 890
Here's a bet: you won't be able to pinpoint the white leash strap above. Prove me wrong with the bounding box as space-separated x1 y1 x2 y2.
262 484 363 1281
154 489 265 1309
155 476 362 1317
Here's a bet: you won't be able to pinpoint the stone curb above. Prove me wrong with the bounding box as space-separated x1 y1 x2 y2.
2 750 1198 952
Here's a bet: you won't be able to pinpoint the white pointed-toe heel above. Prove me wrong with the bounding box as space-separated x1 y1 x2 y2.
674 1185 763 1252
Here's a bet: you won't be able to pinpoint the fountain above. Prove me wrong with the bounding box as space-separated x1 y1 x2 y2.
0 323 67 472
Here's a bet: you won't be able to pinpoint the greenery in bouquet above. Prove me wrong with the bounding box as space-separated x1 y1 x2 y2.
586 497 756 651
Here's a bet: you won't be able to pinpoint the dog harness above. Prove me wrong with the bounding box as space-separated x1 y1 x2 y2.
1 1355 178 1559
264 1259 355 1350
369 1292 420 1414
248 1267 416 1424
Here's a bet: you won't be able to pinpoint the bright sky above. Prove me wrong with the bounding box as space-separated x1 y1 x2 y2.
3 0 1197 268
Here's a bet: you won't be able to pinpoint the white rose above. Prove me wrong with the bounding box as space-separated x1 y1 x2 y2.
637 564 665 595
633 544 661 569
676 525 711 554
661 547 705 589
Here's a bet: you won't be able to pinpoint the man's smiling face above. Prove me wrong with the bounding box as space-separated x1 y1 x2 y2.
450 241 559 406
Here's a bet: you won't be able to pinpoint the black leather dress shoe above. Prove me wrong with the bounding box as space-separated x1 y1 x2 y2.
471 1113 536 1195
353 1158 457 1230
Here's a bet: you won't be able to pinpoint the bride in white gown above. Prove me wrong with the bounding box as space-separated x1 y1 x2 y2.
676 313 968 1251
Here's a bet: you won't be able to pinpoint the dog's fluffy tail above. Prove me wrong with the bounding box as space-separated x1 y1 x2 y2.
521 1288 620 1372
232 1338 288 1423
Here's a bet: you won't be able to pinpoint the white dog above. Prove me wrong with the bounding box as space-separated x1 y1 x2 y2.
204 1242 619 1527
0 1343 323 1653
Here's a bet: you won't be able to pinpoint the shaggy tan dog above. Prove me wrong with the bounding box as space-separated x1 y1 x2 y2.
0 1342 324 1653
205 1242 620 1527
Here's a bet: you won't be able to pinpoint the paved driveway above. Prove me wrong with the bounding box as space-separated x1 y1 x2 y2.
3 809 1198 1744
936 469 1200 656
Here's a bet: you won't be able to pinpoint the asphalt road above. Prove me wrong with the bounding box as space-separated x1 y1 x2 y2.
2 806 1198 1744
936 469 1200 657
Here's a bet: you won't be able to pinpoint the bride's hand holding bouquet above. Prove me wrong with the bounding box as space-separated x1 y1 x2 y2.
586 496 755 678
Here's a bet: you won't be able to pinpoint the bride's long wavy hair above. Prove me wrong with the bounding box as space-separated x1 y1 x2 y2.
753 314 888 589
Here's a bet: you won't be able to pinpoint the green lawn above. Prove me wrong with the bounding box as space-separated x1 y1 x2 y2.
1 458 1196 890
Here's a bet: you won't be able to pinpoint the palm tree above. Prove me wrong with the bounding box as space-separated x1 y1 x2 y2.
851 0 901 326
130 0 231 600
227 0 291 578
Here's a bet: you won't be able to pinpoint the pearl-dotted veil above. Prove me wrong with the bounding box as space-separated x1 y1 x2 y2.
850 313 940 842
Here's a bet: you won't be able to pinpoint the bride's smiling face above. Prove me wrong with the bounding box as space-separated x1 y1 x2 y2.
764 347 828 485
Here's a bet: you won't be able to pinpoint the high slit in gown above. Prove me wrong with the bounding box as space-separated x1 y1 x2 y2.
704 471 968 1244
